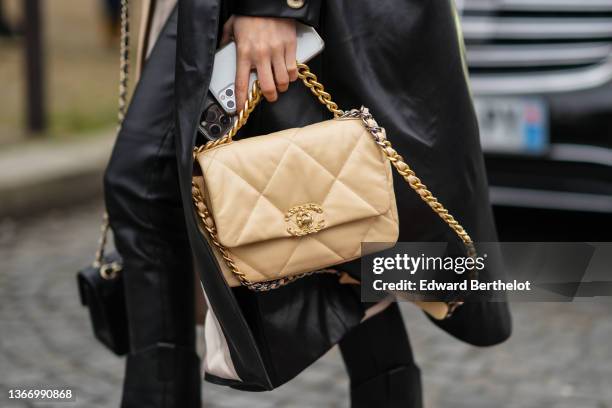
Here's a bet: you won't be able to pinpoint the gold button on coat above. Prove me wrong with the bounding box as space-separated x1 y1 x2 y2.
287 0 305 9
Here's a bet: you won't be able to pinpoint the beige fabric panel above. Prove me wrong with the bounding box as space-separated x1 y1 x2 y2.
136 0 178 78
146 0 178 58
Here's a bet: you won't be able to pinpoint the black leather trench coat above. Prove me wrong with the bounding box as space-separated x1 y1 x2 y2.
168 0 511 391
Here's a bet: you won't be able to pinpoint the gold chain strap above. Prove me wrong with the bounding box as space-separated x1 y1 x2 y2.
193 64 343 156
296 63 343 117
93 0 129 280
192 64 476 292
117 0 130 126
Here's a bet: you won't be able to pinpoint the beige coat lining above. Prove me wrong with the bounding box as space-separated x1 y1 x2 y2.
136 0 178 79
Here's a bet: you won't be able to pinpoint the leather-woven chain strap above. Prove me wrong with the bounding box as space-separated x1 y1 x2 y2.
93 0 130 280
192 64 476 292
341 107 477 258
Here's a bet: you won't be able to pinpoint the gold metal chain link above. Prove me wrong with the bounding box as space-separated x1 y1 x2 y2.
192 64 476 291
296 63 344 117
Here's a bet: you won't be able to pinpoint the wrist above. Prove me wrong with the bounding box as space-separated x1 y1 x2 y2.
231 0 322 27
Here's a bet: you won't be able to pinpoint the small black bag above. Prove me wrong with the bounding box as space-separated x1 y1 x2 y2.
77 216 129 356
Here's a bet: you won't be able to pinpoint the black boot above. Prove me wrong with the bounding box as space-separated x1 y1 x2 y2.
121 343 201 408
350 365 422 408
340 304 423 408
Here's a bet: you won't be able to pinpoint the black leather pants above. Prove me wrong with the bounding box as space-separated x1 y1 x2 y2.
103 7 421 407
104 9 201 408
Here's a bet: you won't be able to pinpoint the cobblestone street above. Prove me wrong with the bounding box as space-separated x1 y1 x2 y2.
1 202 611 408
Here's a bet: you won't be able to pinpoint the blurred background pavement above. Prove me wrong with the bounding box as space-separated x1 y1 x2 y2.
1 202 611 408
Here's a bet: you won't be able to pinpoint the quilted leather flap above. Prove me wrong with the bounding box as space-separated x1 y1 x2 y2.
196 118 393 248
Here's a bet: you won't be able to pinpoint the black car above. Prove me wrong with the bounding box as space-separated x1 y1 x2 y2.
461 0 612 213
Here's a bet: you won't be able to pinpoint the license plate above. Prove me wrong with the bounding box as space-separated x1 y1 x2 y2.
474 97 549 154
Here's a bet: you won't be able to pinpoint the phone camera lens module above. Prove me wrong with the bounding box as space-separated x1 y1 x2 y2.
219 115 230 125
210 125 221 135
225 89 234 97
205 110 217 122
227 100 235 109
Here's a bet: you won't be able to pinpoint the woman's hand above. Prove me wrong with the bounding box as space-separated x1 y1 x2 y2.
221 16 298 110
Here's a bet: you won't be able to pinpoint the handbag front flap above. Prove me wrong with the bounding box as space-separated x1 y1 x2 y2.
197 118 393 248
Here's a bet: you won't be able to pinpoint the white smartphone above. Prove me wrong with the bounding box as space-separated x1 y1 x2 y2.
209 22 325 114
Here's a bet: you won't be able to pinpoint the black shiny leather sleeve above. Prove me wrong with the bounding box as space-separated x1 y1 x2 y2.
229 0 322 27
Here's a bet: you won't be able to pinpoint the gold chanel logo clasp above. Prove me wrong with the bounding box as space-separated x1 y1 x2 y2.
285 203 325 237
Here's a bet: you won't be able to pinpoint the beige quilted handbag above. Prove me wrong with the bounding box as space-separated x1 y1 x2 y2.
192 64 475 292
